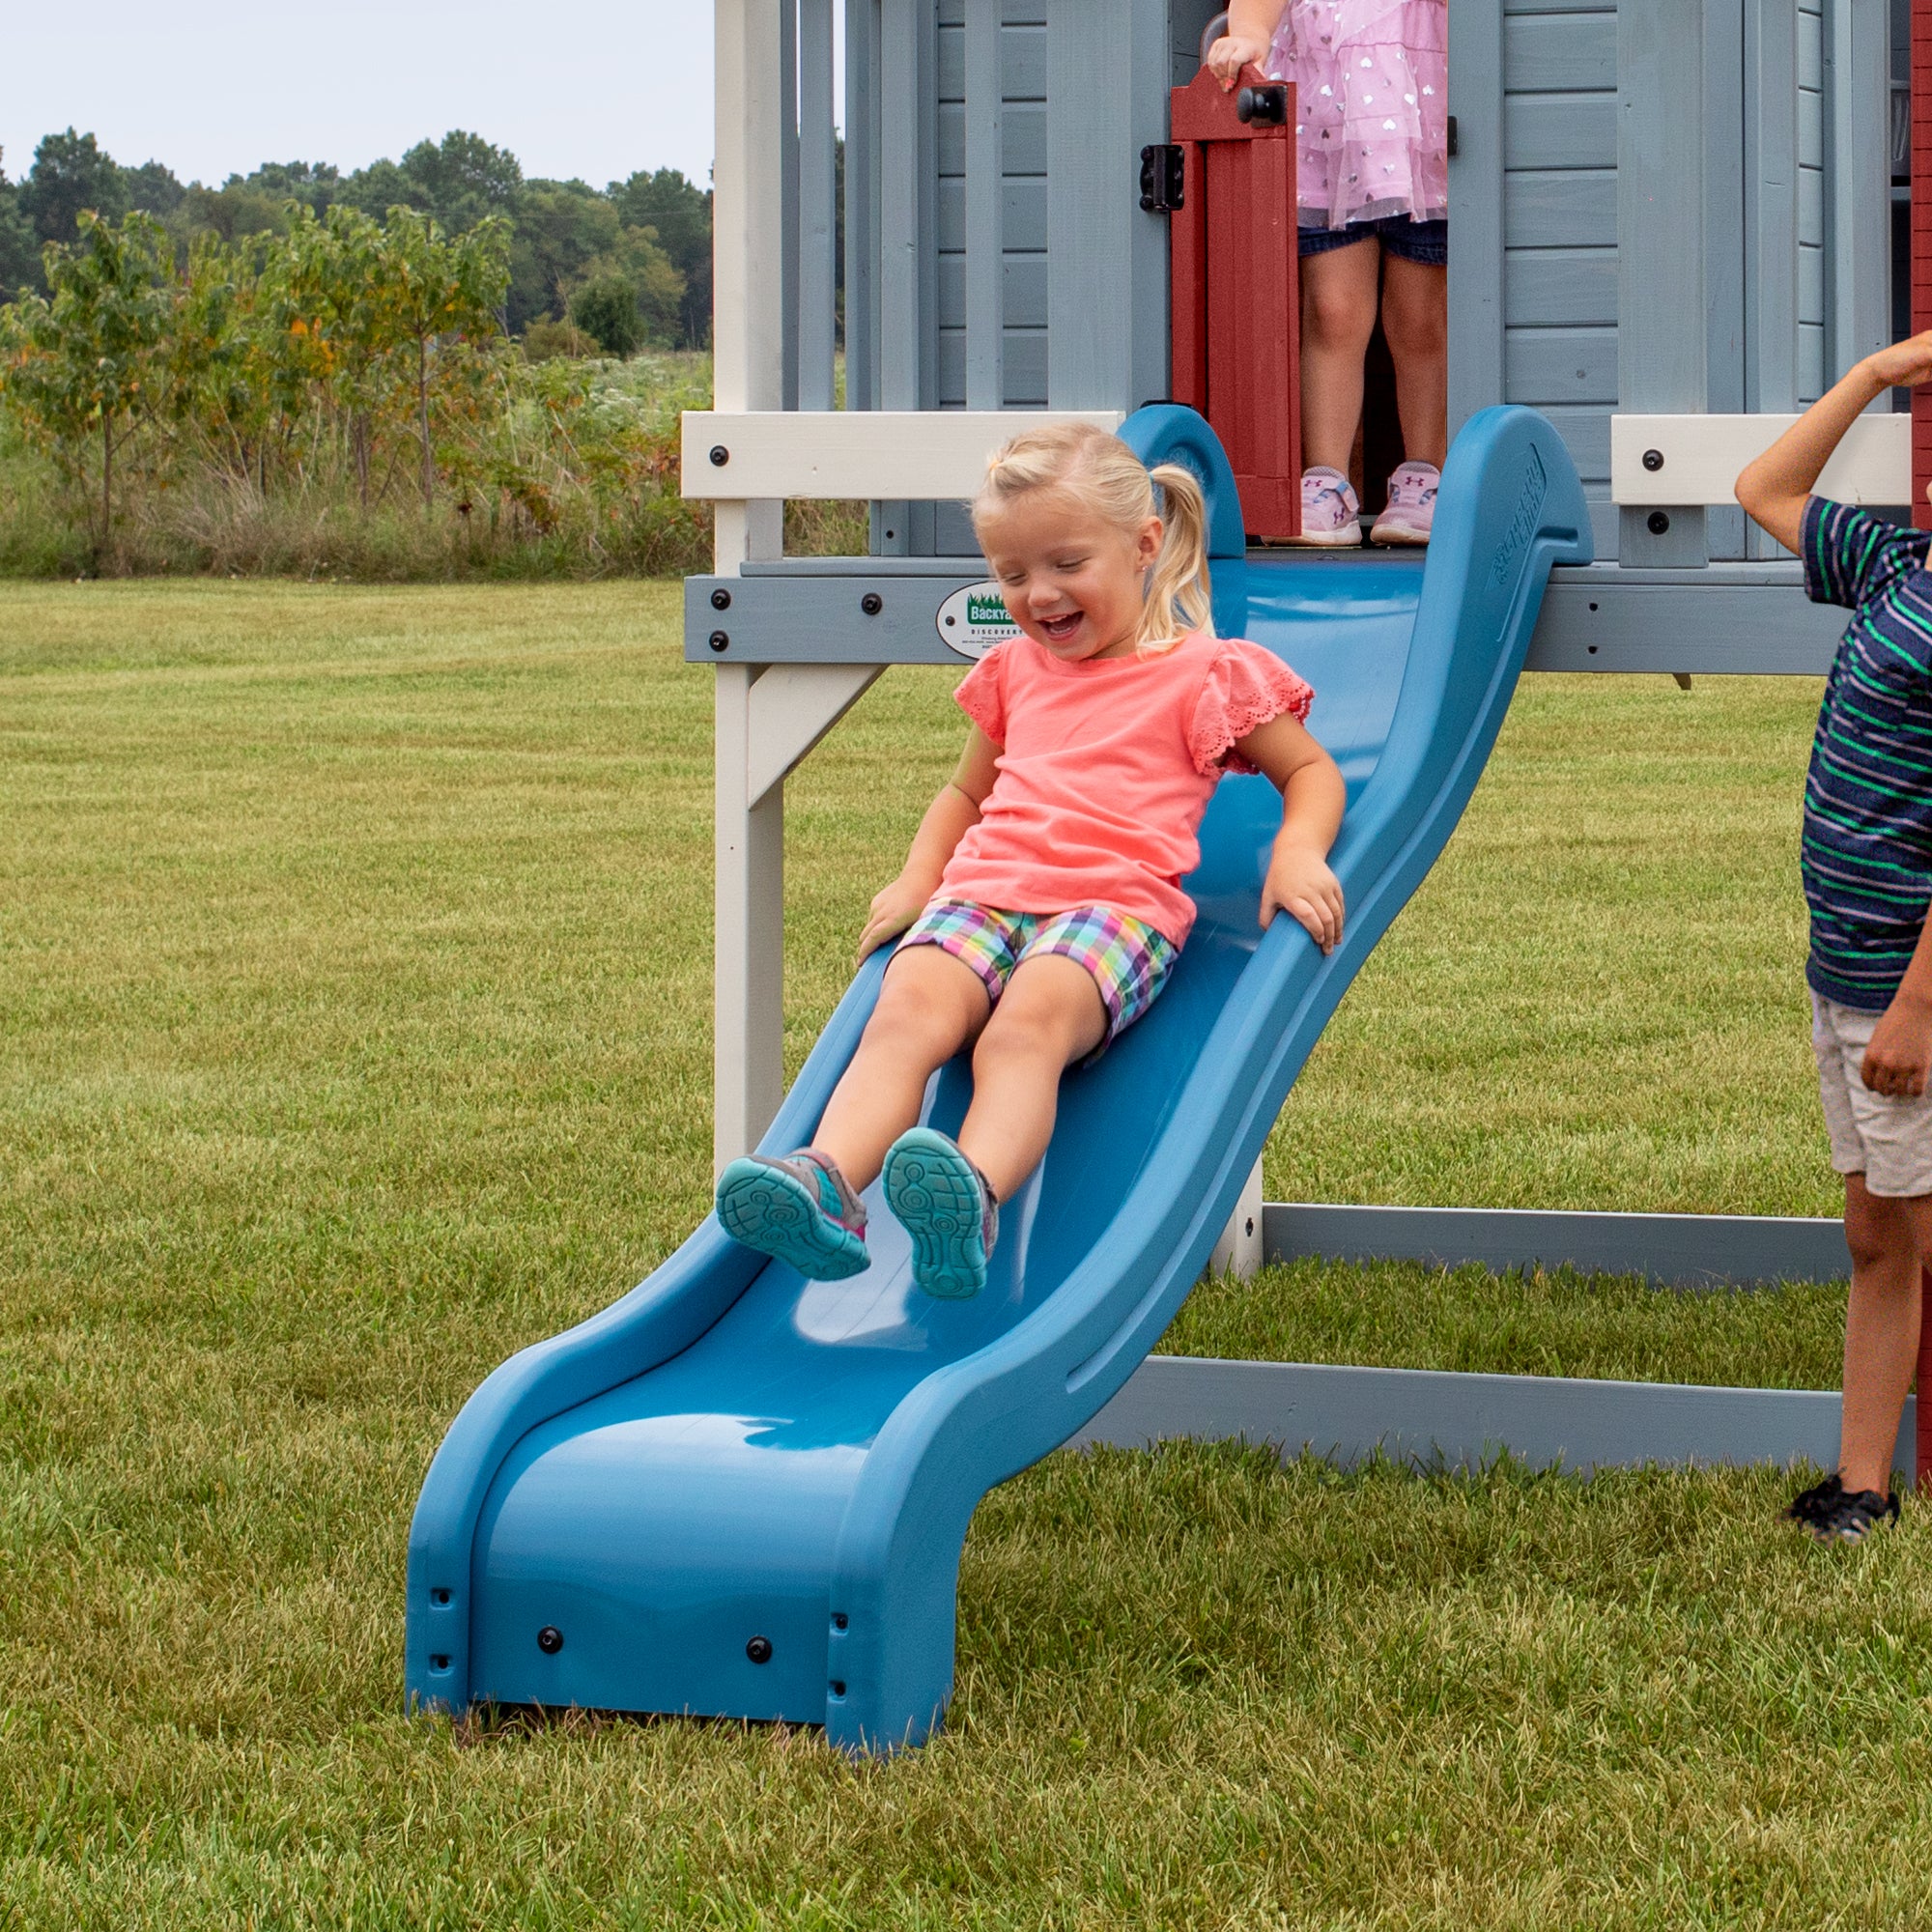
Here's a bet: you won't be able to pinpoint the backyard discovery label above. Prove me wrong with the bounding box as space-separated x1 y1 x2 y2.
936 582 1020 660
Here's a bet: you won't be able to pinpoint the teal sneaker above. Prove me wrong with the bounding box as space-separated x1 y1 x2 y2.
882 1128 999 1299
715 1148 869 1280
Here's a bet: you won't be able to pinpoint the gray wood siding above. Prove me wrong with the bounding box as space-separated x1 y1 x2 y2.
936 1 1049 408
1799 0 1826 402
1502 1 1619 557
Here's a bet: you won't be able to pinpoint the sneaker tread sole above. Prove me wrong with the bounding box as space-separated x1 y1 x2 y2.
716 1158 869 1280
884 1129 988 1299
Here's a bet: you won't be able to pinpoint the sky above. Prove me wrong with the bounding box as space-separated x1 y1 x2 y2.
2 3 746 193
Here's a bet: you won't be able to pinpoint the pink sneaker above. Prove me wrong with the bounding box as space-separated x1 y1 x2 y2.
1293 467 1362 547
1370 462 1438 546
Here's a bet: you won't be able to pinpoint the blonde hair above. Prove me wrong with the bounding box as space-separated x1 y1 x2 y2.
971 421 1214 654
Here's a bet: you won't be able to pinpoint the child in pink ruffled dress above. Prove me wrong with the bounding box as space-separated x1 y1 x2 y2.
1208 1 1449 547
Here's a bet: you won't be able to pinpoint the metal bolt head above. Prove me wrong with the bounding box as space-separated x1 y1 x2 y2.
537 1626 563 1655
1642 447 1664 472
710 586 731 611
709 630 730 652
1647 510 1671 535
861 592 883 616
746 1635 773 1664
709 444 729 467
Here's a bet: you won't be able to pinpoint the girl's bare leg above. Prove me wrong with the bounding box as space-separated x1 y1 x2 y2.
813 947 990 1190
1379 255 1449 469
955 954 1108 1202
1298 239 1381 472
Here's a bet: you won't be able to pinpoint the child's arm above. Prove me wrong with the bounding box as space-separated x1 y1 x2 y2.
1233 712 1348 954
1735 331 1932 553
1865 926 1932 1098
1205 0 1288 88
855 726 1001 961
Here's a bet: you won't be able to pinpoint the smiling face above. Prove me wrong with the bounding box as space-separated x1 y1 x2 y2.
975 486 1164 664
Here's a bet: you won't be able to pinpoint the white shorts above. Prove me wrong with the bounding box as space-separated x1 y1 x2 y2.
1812 990 1932 1198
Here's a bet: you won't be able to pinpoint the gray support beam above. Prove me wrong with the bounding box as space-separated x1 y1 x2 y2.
781 0 801 413
1446 0 1504 437
844 0 881 416
1823 0 1892 385
1047 0 1132 405
1704 0 1747 559
876 0 924 551
1128 0 1174 412
1074 1355 1914 1481
963 2 1004 411
1263 1203 1849 1288
687 562 1848 673
798 0 838 412
1618 0 1709 566
1743 0 1800 558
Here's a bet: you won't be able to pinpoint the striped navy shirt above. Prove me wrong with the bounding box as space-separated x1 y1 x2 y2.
1802 496 1932 1010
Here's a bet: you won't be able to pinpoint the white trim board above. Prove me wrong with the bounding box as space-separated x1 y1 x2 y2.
681 410 1124 500
1610 412 1910 506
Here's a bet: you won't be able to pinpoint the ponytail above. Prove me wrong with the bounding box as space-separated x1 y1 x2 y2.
1140 463 1214 653
973 421 1217 657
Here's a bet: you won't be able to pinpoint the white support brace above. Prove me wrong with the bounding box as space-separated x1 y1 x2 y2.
744 664 883 810
1610 412 1909 506
682 410 1124 500
1208 1158 1265 1281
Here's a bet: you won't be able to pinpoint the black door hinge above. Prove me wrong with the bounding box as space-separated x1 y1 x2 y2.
1446 114 1459 158
1140 144 1185 213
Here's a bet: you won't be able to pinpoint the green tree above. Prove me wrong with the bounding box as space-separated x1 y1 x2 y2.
608 167 711 346
377 208 510 504
20 129 128 244
0 210 175 541
342 131 523 234
569 270 642 358
121 159 185 218
0 156 38 298
504 180 618 333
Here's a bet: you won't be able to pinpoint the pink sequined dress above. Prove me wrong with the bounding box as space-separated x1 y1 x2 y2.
1264 0 1449 231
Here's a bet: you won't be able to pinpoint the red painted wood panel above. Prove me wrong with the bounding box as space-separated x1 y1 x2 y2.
1915 0 1932 529
1168 65 1302 540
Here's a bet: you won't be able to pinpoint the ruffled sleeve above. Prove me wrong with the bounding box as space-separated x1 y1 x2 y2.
953 641 1009 746
1187 639 1315 777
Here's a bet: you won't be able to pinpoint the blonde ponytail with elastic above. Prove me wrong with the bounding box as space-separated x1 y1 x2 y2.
972 421 1215 655
1142 462 1213 653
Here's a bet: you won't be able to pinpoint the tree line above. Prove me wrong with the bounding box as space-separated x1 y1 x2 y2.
0 128 712 355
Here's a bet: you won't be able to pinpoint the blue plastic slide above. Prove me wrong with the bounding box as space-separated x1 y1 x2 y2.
406 406 1590 1751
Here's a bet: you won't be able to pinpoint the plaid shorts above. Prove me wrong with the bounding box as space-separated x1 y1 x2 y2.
895 900 1178 1050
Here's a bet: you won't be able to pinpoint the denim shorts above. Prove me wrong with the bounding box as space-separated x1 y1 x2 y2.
895 900 1177 1053
1299 214 1448 267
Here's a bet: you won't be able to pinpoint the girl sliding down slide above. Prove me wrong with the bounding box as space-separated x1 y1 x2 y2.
715 422 1347 1299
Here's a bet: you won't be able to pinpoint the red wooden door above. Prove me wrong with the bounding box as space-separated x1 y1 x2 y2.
1169 64 1301 540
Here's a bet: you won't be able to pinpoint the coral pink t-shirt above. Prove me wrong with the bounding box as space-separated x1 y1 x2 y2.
940 631 1314 949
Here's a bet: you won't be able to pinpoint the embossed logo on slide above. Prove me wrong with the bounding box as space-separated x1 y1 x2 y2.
1489 444 1549 590
936 582 1021 660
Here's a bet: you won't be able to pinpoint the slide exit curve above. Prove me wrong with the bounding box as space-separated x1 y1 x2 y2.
405 405 1591 1751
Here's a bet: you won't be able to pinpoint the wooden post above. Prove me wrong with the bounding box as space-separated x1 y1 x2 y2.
712 0 790 1172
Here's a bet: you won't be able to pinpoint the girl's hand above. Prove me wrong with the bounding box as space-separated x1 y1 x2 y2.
1262 842 1345 954
1862 330 1932 392
857 877 930 963
1206 33 1269 87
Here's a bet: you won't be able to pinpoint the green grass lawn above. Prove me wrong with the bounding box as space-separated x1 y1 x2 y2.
4 581 1922 1930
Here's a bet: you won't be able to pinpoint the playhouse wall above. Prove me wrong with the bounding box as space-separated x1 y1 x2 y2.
837 0 1894 567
